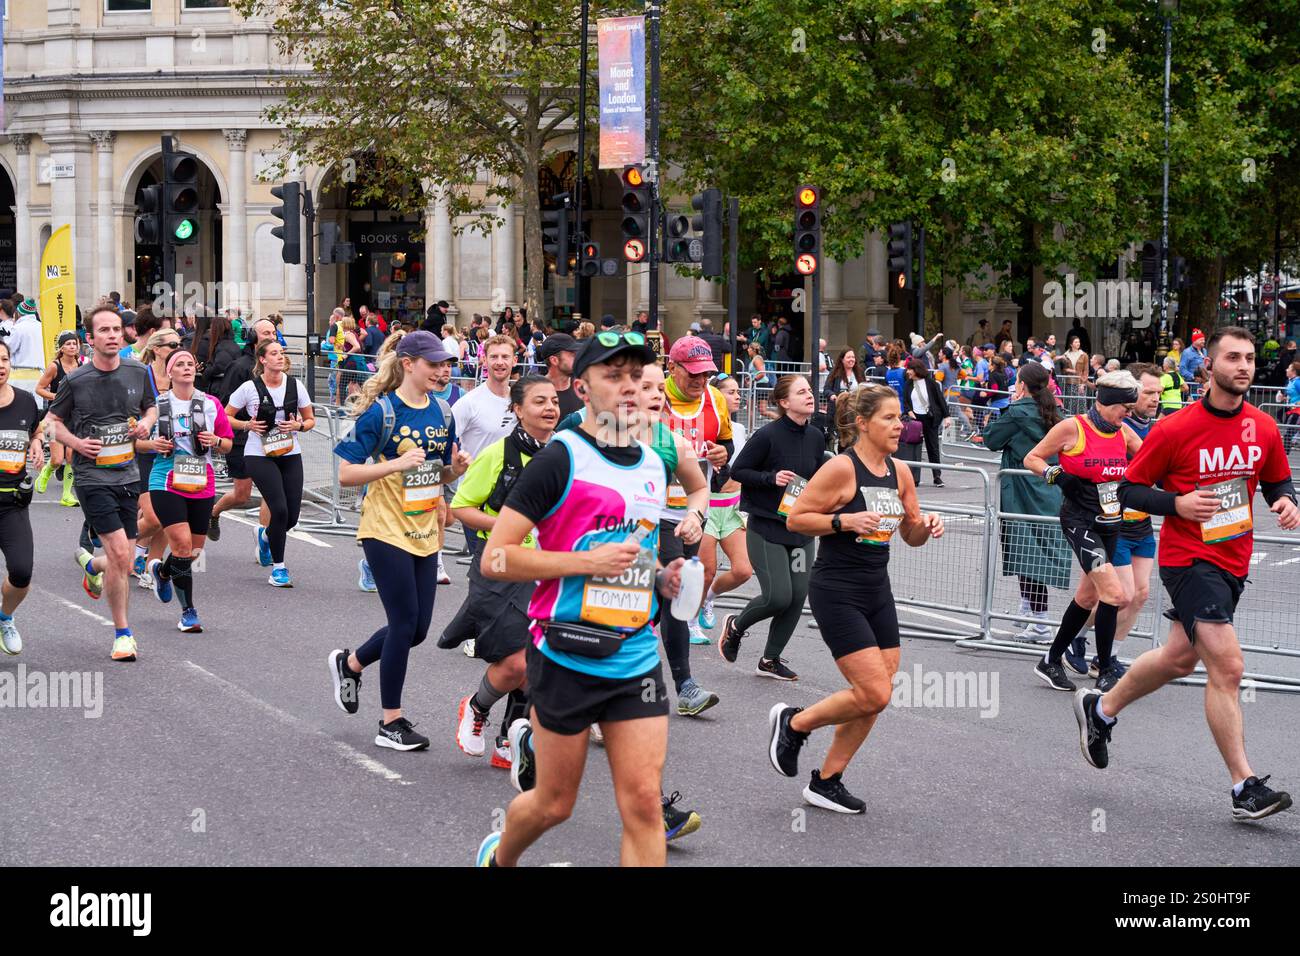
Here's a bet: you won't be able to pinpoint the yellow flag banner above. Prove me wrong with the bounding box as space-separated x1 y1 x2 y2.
39 224 77 370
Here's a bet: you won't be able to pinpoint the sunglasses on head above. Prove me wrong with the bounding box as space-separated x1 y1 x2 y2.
595 330 646 348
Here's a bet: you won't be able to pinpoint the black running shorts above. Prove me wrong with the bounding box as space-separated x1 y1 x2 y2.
1159 559 1247 644
808 580 901 658
524 644 669 736
225 440 249 481
75 484 139 539
151 489 214 537
1060 519 1119 573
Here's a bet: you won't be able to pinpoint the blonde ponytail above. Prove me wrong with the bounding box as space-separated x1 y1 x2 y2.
348 329 409 417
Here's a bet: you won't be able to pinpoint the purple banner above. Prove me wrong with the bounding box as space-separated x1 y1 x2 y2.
597 16 646 169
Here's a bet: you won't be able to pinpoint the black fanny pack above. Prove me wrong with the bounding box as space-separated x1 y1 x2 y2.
1 475 34 508
542 620 626 658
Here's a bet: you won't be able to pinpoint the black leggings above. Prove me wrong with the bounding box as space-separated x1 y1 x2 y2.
355 539 439 710
0 504 34 590
244 454 304 563
1018 577 1048 613
151 489 214 537
657 518 699 691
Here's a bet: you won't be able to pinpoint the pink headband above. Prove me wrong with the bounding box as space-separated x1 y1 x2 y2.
165 348 190 377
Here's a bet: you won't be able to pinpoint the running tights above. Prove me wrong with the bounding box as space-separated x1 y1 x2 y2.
1018 577 1048 614
734 527 812 661
244 454 304 563
356 539 439 710
0 504 34 590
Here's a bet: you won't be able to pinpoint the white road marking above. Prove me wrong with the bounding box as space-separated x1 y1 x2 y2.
1274 557 1300 567
220 512 333 549
181 660 411 785
36 589 115 627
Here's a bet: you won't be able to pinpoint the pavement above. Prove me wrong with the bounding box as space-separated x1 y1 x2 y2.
2 491 1299 867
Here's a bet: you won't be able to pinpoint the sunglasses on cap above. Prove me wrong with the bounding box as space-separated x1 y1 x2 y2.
595 330 646 348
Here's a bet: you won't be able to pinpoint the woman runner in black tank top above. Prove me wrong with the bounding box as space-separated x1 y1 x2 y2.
764 384 944 815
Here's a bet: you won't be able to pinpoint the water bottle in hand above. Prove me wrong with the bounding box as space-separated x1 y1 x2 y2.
670 556 705 621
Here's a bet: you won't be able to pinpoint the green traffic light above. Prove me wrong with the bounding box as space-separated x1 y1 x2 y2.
174 219 195 241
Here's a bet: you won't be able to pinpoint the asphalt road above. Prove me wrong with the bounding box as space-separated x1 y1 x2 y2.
3 489 1299 867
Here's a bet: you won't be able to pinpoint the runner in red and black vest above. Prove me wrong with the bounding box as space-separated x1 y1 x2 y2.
1079 327 1299 822
1024 370 1143 694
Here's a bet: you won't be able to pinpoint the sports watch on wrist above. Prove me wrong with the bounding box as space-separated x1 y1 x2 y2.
831 515 842 533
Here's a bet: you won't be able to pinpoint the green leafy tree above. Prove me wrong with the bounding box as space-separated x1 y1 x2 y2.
234 0 601 322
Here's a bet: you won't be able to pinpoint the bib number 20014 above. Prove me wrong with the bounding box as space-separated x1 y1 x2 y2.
581 549 655 630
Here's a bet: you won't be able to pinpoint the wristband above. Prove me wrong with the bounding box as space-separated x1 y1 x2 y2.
1043 464 1063 485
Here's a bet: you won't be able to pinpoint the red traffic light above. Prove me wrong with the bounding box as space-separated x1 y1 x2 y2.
624 238 646 262
583 242 599 259
796 253 818 276
797 186 818 207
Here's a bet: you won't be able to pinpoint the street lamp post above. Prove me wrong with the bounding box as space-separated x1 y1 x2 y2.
1159 0 1178 334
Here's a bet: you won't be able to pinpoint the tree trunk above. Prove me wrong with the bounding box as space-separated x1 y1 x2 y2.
1181 254 1222 341
521 147 544 325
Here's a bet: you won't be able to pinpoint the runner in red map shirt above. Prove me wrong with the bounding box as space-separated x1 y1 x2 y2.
1074 327 1299 821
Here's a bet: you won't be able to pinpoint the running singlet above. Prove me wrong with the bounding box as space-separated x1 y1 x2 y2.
504 428 666 680
811 452 904 589
1125 398 1290 577
333 393 456 557
1058 415 1128 525
664 381 731 490
147 391 234 498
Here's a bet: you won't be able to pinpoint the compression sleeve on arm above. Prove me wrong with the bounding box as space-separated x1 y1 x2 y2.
1118 479 1179 516
1261 476 1298 508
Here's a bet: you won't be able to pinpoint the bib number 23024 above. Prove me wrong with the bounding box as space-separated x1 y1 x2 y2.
402 461 444 515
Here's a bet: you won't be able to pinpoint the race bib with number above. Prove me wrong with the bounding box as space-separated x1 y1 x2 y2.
0 430 28 475
580 546 655 630
666 459 708 512
856 487 905 545
402 460 444 516
171 454 208 493
777 475 808 517
262 429 295 457
1200 477 1253 544
1097 481 1121 519
94 420 135 468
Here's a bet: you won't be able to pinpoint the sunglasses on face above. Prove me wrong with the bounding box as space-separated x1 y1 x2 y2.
158 342 181 350
595 330 646 347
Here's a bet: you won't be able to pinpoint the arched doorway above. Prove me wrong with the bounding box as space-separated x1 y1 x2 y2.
130 158 222 312
0 166 16 294
315 157 425 330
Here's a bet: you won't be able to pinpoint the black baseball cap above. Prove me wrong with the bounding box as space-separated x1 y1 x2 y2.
537 333 579 362
571 331 656 379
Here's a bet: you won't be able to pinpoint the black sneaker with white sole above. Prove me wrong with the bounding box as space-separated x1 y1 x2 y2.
719 614 744 663
1034 656 1077 692
1232 775 1293 822
756 657 798 681
508 718 535 793
375 717 429 751
328 648 362 715
768 702 809 778
803 770 866 814
1073 689 1114 769
207 513 222 542
1094 659 1125 693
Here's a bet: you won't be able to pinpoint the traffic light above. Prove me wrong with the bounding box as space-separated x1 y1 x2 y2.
793 186 822 277
1172 256 1189 291
162 137 200 246
580 241 602 278
662 213 694 264
318 222 358 265
621 166 651 262
1139 240 1161 291
692 187 723 276
271 181 303 265
134 183 163 245
542 194 571 277
887 221 912 289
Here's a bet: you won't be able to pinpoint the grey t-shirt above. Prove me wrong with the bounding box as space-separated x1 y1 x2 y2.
48 359 155 488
